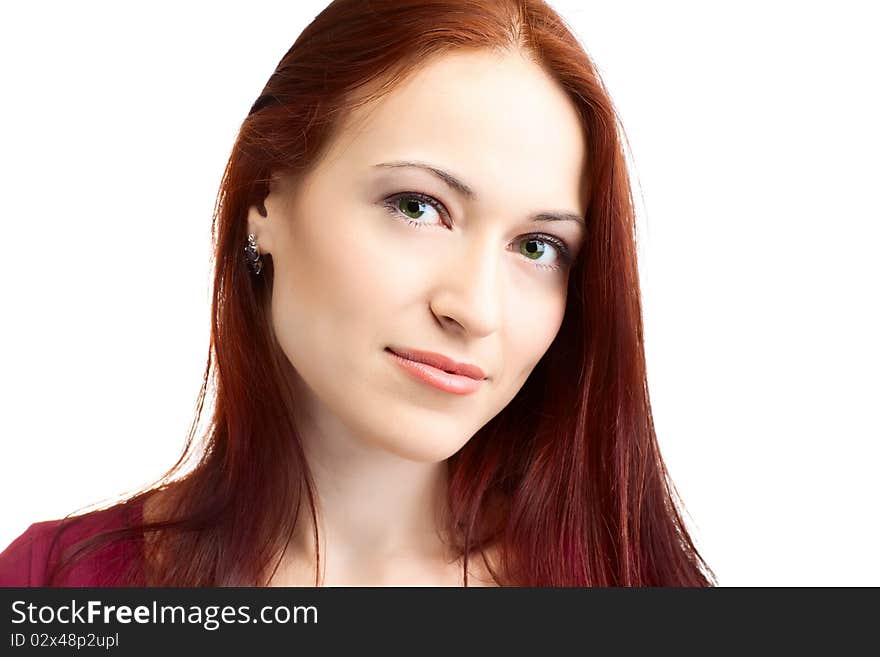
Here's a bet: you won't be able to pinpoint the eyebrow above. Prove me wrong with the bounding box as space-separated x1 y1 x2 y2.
371 160 586 228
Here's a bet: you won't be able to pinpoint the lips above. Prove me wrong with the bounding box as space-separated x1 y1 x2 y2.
385 347 486 380
385 347 486 395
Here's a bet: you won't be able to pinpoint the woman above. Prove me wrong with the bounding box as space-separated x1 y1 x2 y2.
0 0 714 586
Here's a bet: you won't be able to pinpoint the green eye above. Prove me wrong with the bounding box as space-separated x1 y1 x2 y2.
386 192 570 270
520 239 547 260
397 198 426 219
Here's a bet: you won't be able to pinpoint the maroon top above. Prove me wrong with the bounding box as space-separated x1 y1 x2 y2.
0 499 145 586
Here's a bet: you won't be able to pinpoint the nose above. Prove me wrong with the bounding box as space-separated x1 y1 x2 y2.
429 234 503 338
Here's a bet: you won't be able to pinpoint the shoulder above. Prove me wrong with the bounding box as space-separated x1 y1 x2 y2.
0 499 145 587
465 543 505 587
0 517 65 586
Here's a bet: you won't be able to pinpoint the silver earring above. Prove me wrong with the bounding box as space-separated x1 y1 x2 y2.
245 233 263 275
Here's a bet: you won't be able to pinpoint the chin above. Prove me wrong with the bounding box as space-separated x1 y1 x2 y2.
367 428 470 464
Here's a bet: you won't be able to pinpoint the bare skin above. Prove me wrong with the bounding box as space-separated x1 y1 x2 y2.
149 48 586 586
143 486 503 586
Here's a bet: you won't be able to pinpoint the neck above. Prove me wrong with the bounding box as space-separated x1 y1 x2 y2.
275 387 459 585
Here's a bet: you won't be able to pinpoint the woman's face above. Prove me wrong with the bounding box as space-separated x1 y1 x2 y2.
250 49 586 463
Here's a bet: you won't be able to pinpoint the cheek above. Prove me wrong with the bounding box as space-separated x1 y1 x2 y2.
316 221 420 327
505 287 567 383
270 204 418 348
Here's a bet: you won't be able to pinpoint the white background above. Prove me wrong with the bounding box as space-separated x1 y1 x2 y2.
1 1 877 586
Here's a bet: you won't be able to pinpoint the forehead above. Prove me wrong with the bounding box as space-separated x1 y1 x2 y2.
320 49 587 214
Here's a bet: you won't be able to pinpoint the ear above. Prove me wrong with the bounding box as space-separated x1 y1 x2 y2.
246 203 272 256
246 175 282 256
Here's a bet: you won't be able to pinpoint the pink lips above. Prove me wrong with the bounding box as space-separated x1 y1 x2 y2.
385 347 486 395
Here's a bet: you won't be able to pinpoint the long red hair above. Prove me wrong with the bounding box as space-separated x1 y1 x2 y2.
51 0 715 586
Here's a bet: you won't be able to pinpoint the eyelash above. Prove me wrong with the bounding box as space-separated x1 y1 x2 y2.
382 191 574 270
